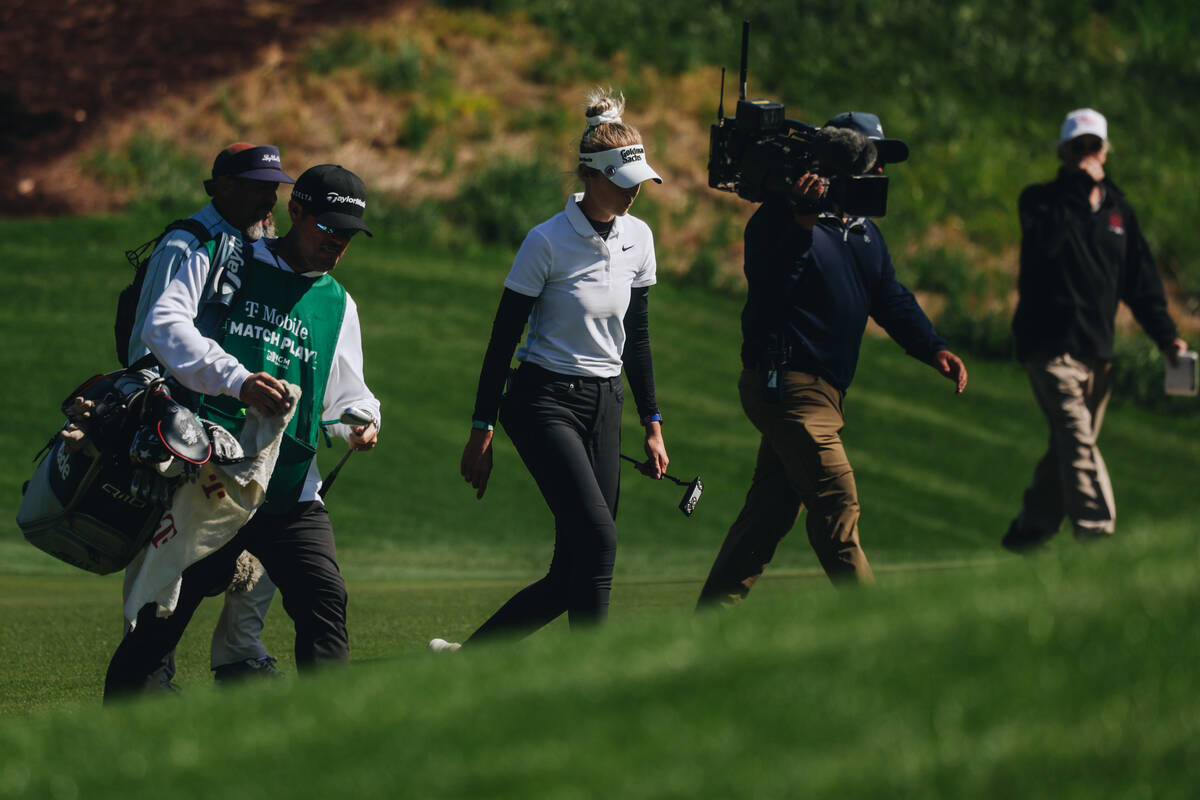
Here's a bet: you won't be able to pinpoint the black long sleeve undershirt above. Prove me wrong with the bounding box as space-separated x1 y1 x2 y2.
471 288 536 425
470 286 660 425
622 285 659 421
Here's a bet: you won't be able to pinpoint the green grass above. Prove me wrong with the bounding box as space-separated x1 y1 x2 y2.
1 211 1198 795
2 525 1198 798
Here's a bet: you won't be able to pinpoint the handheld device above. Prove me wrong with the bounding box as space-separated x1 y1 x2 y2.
1165 350 1198 397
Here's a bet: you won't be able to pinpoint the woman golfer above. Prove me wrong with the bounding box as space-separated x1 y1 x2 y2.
439 89 669 648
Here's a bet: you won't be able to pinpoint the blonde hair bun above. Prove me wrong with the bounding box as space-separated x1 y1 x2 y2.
584 88 626 127
579 88 640 154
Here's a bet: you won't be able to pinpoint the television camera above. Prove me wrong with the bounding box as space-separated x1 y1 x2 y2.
707 21 891 217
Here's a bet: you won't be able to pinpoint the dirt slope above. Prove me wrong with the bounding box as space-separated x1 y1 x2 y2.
0 0 414 214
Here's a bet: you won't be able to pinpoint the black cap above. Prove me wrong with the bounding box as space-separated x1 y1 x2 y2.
210 144 295 183
291 164 373 237
824 112 909 164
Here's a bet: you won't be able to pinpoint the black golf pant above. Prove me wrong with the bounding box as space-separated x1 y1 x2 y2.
104 501 348 700
468 363 622 643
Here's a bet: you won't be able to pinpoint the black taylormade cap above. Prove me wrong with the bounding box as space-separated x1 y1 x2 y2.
824 112 909 164
291 164 373 237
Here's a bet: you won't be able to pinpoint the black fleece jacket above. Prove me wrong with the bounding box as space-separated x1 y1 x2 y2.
1011 167 1177 361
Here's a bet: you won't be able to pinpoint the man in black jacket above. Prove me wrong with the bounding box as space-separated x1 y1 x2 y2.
697 112 968 607
1004 108 1187 552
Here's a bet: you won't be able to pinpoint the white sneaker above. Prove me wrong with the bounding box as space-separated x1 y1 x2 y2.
427 638 462 653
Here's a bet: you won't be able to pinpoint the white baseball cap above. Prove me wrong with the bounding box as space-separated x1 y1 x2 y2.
578 145 663 188
1059 108 1108 143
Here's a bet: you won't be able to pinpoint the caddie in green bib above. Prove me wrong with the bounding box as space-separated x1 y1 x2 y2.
203 255 346 514
103 163 380 700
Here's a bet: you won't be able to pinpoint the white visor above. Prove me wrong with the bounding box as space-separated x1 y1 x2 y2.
579 145 663 188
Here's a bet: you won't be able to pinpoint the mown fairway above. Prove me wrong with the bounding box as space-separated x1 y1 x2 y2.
1 213 1198 797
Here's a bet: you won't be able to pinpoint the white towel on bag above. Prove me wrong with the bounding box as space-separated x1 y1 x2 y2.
123 383 301 626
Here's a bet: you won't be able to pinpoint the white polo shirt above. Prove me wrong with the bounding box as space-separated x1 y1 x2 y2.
505 193 657 378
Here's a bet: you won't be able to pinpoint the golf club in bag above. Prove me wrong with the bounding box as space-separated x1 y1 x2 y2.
318 406 376 498
619 454 704 517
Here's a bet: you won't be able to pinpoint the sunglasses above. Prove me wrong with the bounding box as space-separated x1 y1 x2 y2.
1069 138 1103 156
315 220 359 239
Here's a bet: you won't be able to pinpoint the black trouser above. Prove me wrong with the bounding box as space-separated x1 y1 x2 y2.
104 501 348 700
468 363 623 643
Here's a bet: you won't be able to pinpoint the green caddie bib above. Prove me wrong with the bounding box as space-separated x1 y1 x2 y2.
201 254 347 514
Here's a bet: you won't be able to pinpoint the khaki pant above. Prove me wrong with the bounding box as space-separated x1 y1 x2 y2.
698 369 873 607
1008 354 1115 548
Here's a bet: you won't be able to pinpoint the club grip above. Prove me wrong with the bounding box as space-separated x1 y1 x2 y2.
620 453 686 485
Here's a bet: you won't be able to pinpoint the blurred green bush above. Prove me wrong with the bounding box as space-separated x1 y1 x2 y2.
81 135 205 218
445 158 570 249
306 29 426 94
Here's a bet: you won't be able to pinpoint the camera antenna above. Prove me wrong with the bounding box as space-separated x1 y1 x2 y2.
738 19 750 100
716 68 726 121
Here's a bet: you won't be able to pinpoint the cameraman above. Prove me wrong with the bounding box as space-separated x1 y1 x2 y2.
697 112 968 607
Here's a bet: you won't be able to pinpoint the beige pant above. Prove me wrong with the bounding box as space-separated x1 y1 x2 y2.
1015 354 1116 542
698 369 872 607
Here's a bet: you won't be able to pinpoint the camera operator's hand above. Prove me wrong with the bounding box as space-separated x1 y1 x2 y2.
933 349 968 394
790 173 827 203
789 173 829 226
639 421 669 480
460 428 495 500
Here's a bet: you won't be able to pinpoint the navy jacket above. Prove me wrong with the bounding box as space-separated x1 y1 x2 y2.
740 201 946 392
1011 168 1176 362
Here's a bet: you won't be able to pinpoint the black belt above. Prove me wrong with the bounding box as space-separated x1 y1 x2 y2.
518 361 620 385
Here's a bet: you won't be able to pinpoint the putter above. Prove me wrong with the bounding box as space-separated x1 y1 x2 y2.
620 454 704 517
319 406 376 498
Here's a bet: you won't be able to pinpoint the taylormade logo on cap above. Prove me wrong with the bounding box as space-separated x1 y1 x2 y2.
291 186 367 212
290 164 374 237
326 192 366 209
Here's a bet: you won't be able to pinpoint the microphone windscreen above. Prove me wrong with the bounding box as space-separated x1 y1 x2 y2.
813 127 878 175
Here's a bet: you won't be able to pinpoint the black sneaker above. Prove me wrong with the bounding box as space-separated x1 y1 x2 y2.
1001 519 1055 553
142 670 182 695
213 655 285 684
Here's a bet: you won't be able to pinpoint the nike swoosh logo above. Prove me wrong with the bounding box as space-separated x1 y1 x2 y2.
622 244 635 251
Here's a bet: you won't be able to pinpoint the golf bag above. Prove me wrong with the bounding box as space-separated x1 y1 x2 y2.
23 231 249 573
17 369 224 575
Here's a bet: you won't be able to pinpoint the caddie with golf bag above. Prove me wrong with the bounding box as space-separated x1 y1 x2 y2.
102 164 381 700
21 142 297 692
